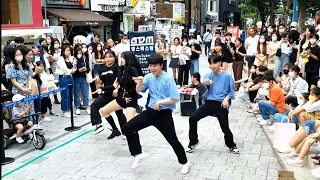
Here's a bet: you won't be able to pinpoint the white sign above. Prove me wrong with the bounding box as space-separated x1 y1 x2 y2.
138 25 152 32
73 35 86 45
130 36 154 46
98 0 119 6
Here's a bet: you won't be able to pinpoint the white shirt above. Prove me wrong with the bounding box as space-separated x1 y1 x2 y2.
304 101 320 113
280 43 293 55
35 56 51 69
86 33 94 45
112 43 130 61
203 32 212 42
170 45 182 58
245 35 260 56
57 56 75 76
179 46 192 60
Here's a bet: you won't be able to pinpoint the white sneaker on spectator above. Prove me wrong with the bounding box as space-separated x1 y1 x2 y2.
131 152 147 168
287 158 304 167
42 116 52 122
311 167 320 178
278 146 295 153
267 124 275 132
180 161 191 175
256 117 263 122
63 112 71 118
75 108 81 115
259 120 271 125
16 137 24 143
282 151 298 159
86 108 91 115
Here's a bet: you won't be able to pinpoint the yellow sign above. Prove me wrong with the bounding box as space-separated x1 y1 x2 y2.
132 0 138 7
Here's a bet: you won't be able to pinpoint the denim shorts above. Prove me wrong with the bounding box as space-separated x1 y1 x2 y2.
302 120 316 136
93 64 102 75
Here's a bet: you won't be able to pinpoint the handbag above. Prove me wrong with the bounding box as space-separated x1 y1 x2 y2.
86 73 94 83
273 120 296 149
29 79 39 96
276 48 281 57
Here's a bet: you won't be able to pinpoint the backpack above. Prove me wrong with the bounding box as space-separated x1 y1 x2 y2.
157 41 167 50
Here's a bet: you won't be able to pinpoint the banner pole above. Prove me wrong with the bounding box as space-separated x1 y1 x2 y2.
65 84 80 132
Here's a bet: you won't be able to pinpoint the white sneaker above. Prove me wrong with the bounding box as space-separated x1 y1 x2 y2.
311 167 320 178
282 151 298 159
86 108 91 115
75 109 81 115
286 158 304 167
267 124 275 132
131 152 147 168
259 120 272 125
180 161 191 175
63 112 71 118
42 116 52 122
278 146 295 153
16 137 24 143
256 117 263 122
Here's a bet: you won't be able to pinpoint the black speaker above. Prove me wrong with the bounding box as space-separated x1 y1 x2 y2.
180 101 197 116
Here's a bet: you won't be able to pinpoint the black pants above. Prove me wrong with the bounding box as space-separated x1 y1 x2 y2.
189 100 236 148
90 94 127 133
162 60 167 72
178 60 191 86
90 71 99 99
246 56 255 70
306 72 318 88
47 96 52 111
123 108 188 164
41 97 49 114
204 42 211 55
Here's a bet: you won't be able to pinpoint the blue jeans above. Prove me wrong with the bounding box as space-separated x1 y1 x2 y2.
59 75 73 112
246 56 255 70
73 77 89 108
273 113 298 124
274 53 290 79
190 59 199 76
258 100 278 120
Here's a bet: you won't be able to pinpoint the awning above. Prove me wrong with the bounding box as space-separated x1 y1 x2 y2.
1 28 53 38
47 8 112 26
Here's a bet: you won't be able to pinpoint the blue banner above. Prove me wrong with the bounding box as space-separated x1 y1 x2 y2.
2 86 68 108
129 31 156 75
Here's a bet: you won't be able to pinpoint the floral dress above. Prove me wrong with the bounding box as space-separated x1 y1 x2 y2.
7 63 35 117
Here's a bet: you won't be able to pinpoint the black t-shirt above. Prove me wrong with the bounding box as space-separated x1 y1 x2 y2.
100 64 120 96
118 66 139 97
190 43 202 60
305 45 320 73
234 46 246 61
223 42 235 63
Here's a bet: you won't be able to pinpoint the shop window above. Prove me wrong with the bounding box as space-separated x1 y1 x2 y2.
1 0 33 24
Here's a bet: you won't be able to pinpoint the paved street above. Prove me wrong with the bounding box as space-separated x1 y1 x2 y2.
2 53 284 180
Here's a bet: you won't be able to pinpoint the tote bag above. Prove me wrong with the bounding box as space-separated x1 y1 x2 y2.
29 79 39 96
273 121 296 149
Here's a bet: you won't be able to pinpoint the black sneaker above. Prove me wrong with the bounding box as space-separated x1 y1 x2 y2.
49 110 58 116
230 146 239 154
107 129 121 139
54 100 61 104
79 105 86 110
186 142 200 153
93 125 105 135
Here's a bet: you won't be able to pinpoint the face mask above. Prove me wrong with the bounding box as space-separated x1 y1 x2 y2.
26 56 34 62
182 42 188 46
310 39 317 44
283 69 289 74
297 98 304 105
259 39 265 43
309 95 317 102
250 69 256 73
262 83 269 89
189 40 194 44
77 54 82 59
16 55 23 61
54 44 59 49
288 71 295 77
279 29 285 33
122 39 128 44
268 29 273 33
97 47 102 51
272 36 278 41
291 27 296 31
82 48 87 53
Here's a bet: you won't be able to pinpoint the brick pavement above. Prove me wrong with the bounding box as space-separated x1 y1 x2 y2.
2 54 287 180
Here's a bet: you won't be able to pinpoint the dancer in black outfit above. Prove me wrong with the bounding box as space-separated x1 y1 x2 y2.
90 50 127 139
99 51 144 137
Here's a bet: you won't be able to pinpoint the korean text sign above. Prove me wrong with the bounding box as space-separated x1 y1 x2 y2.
227 26 240 43
129 31 155 75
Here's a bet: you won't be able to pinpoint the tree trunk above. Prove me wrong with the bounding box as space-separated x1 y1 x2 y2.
299 0 308 29
270 0 275 25
282 0 291 24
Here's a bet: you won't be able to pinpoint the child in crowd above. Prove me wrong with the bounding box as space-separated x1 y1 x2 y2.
36 61 51 122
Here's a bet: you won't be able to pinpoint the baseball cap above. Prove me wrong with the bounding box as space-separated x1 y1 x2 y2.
12 94 25 102
290 22 297 27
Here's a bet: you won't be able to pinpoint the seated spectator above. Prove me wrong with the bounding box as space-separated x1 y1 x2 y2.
189 73 207 105
288 86 320 125
257 73 285 125
11 94 34 143
277 63 293 96
235 65 258 84
287 65 308 96
245 66 268 103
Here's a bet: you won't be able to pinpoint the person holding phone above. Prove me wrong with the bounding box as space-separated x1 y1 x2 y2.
73 48 90 115
187 55 239 154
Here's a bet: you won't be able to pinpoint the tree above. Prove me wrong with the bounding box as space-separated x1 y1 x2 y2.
281 0 292 24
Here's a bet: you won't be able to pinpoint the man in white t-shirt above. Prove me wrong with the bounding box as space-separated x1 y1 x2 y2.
245 28 260 69
112 34 130 62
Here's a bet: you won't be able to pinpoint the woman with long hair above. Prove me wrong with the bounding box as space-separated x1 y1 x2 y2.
178 38 192 87
92 43 105 95
88 44 99 99
73 47 90 115
49 38 62 104
99 51 143 134
268 33 280 71
57 45 77 118
169 37 182 84
91 50 127 139
254 35 268 66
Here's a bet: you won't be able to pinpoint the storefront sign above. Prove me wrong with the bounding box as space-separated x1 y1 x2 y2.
227 26 240 43
156 3 173 19
85 21 99 26
173 3 185 23
129 31 155 75
98 0 120 6
73 35 86 44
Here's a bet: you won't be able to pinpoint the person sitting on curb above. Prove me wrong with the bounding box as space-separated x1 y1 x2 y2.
288 86 320 125
287 65 308 96
257 72 285 125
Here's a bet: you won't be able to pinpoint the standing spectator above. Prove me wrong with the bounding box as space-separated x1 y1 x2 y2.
254 35 268 66
169 37 182 84
274 33 293 79
224 32 236 76
203 29 212 56
245 28 260 70
268 33 280 71
305 34 320 87
155 34 170 72
178 38 192 87
189 35 202 75
113 34 130 61
233 38 247 90
84 28 94 45
92 43 105 93
296 27 314 78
